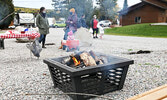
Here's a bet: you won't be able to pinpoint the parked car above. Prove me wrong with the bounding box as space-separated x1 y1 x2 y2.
48 18 56 28
98 20 112 27
8 25 16 29
54 21 66 28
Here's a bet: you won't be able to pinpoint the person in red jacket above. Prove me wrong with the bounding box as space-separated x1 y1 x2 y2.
91 15 99 38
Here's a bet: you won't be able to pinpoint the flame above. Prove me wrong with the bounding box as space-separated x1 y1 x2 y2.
72 57 81 66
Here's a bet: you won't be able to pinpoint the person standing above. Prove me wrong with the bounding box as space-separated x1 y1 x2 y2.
36 7 49 48
91 15 99 38
64 8 78 40
97 24 104 39
59 8 78 49
80 15 87 28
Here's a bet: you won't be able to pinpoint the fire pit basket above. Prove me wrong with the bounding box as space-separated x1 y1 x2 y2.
44 53 134 100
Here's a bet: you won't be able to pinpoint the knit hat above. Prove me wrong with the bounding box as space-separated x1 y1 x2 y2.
68 31 73 36
70 8 75 13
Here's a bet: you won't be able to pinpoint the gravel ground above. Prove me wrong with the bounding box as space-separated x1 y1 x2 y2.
0 28 167 100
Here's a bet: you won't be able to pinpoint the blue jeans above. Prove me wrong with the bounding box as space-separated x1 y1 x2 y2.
39 34 46 46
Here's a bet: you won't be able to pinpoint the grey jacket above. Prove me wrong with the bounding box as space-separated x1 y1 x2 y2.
36 14 49 35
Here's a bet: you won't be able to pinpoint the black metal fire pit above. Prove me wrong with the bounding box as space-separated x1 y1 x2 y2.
44 53 134 100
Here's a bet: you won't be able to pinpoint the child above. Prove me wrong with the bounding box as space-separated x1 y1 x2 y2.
98 24 104 39
60 31 75 50
67 31 75 40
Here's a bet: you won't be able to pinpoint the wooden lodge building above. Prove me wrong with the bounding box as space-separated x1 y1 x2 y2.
119 0 167 26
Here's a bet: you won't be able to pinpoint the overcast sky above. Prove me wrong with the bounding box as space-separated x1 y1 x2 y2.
13 0 141 9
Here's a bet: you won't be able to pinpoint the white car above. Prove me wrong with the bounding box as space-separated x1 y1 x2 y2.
98 20 112 27
48 18 56 28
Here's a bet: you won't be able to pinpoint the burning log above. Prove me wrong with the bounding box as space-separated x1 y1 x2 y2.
89 51 104 65
62 54 83 67
62 57 71 65
80 52 97 67
62 51 108 68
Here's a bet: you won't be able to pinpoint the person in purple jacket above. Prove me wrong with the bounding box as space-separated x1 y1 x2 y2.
59 8 78 49
64 8 78 40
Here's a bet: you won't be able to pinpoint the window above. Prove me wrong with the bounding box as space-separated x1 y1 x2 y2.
135 17 138 23
105 20 110 23
135 17 141 23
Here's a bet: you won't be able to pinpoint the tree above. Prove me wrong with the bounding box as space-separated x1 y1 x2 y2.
52 0 70 11
68 0 94 26
0 0 14 29
98 0 119 20
53 0 94 26
52 0 69 20
120 0 128 15
123 0 128 10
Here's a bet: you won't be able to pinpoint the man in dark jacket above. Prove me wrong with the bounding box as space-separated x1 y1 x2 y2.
80 15 87 28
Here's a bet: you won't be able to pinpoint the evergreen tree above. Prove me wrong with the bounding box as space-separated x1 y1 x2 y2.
53 0 93 26
99 0 118 20
68 0 93 17
0 0 14 29
67 0 94 26
123 0 128 10
52 0 70 20
53 0 69 11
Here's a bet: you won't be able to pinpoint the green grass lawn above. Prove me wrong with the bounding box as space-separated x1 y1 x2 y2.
105 23 167 38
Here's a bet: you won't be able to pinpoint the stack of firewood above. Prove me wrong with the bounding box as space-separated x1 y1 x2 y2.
62 51 108 68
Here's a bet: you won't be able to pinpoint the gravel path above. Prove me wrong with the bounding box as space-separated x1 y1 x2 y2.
0 28 167 100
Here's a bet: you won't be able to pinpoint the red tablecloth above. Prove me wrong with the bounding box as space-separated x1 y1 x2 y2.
0 33 40 39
